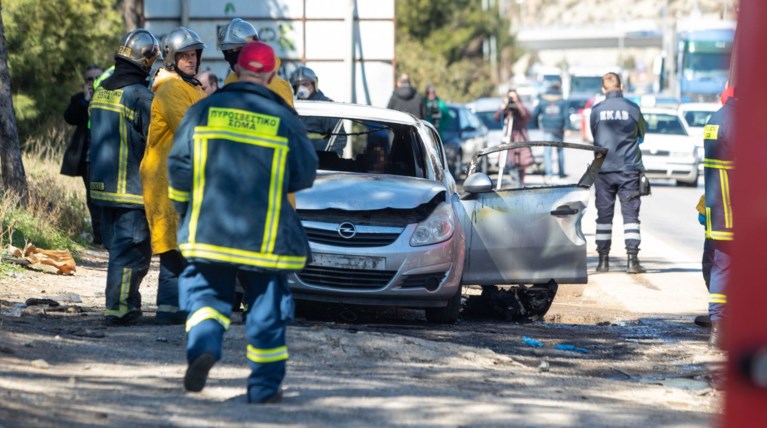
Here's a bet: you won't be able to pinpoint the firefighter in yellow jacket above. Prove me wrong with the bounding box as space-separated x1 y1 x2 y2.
218 18 294 107
140 27 206 323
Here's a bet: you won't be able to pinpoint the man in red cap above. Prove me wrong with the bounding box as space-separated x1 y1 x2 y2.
168 41 318 403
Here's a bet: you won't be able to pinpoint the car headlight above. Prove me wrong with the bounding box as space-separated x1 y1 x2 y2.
410 202 455 246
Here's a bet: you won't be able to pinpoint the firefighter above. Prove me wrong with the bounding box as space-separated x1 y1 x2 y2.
88 29 160 325
140 27 206 324
590 72 647 274
218 18 294 106
703 92 736 348
168 41 318 403
289 66 346 155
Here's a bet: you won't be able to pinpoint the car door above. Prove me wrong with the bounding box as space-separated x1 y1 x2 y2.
459 142 606 285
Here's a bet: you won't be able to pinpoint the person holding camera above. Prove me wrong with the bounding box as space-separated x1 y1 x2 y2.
590 72 647 274
493 89 533 186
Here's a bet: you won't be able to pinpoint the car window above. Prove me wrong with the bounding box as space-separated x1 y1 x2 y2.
304 117 428 178
474 110 503 130
465 109 482 130
444 107 460 132
644 113 688 136
457 107 471 130
683 110 714 128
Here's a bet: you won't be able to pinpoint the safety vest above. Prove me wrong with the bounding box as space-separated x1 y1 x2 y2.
703 98 736 241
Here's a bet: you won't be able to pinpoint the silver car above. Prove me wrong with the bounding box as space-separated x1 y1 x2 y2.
291 101 605 323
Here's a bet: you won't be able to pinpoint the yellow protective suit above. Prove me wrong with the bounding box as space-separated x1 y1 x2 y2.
141 68 206 254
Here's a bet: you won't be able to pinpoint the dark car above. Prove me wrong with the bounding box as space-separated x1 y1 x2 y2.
439 104 489 178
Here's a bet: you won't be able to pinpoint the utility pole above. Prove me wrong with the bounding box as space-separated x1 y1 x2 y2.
346 0 356 103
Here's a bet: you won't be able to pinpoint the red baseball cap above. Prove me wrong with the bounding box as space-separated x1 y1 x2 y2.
237 41 276 73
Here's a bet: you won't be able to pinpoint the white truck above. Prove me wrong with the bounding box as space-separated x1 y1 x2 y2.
142 0 395 106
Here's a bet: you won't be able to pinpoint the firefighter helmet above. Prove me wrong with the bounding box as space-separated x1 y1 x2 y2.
289 66 318 89
218 18 259 51
116 29 161 72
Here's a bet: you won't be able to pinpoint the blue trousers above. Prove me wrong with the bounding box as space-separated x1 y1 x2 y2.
180 262 294 403
708 244 731 322
542 131 565 177
100 207 151 318
594 172 642 255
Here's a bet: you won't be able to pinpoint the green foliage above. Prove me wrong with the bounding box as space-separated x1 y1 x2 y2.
395 0 519 102
3 0 122 142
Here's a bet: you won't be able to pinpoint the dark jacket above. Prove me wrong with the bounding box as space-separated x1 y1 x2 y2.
703 97 735 242
61 92 91 176
590 91 646 173
387 86 424 118
531 91 569 137
299 89 346 155
168 81 318 272
88 60 153 208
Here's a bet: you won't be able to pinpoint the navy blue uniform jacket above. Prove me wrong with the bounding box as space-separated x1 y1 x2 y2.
168 81 318 272
590 91 646 173
703 97 735 242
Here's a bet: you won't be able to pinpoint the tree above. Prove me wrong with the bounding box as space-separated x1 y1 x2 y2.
0 1 28 202
395 0 519 102
3 0 122 142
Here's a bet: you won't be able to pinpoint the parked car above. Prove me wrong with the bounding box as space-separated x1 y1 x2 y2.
441 103 489 178
291 101 606 323
640 107 701 187
466 97 543 173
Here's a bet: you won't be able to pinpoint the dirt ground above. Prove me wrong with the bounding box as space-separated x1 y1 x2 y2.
0 248 723 427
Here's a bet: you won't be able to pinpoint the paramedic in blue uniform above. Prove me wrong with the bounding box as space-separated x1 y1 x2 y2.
590 72 647 274
168 41 318 404
702 93 736 348
88 29 160 325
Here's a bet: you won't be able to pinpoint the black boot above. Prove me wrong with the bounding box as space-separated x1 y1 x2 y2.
596 254 609 272
709 321 722 349
694 314 712 328
626 253 646 274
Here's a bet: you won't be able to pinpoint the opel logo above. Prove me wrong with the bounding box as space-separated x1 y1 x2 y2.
337 222 357 239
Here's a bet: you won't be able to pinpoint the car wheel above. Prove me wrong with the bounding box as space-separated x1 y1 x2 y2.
425 288 462 324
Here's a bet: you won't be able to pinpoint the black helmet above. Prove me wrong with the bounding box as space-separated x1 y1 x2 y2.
290 66 318 89
217 18 259 51
162 27 205 71
116 29 161 72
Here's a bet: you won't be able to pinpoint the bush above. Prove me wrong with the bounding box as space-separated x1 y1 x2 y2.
0 142 89 256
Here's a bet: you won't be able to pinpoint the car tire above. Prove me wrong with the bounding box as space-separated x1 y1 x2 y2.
425 288 462 324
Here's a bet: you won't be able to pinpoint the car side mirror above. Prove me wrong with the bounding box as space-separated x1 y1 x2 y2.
463 172 492 193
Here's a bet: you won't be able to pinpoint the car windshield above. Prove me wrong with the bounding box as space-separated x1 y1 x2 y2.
683 110 714 128
645 113 688 136
474 110 503 131
304 117 428 178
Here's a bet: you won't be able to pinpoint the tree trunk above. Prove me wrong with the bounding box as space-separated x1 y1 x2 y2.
120 0 143 31
0 3 29 203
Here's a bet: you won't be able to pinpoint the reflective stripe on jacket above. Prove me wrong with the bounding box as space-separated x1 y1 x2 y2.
703 98 735 241
88 83 153 207
168 81 318 271
141 69 206 254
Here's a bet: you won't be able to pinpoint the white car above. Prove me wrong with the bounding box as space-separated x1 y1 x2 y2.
679 102 720 139
640 107 701 187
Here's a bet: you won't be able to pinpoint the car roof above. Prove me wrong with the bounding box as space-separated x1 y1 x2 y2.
294 101 421 125
678 102 721 112
466 97 504 112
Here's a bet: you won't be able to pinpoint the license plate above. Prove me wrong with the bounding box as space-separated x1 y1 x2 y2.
310 253 385 270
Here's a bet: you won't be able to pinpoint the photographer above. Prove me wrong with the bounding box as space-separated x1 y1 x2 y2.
494 89 533 187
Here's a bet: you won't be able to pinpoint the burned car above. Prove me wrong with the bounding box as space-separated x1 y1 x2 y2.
291 101 606 323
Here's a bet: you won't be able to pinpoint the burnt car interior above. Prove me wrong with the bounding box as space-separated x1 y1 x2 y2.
307 119 428 178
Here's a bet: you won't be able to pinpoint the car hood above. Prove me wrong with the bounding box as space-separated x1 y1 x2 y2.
296 172 446 210
642 133 696 150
